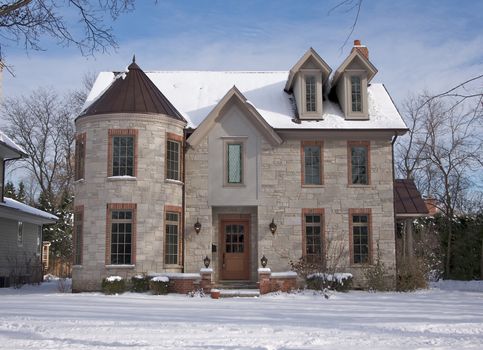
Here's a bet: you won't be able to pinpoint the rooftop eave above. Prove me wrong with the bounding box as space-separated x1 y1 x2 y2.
332 50 378 86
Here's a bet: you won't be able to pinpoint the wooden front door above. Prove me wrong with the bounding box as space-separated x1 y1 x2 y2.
220 218 250 280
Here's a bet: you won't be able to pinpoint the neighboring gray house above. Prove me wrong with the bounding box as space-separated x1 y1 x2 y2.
73 41 409 291
0 131 57 287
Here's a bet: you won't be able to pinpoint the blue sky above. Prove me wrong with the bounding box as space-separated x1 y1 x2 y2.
3 0 483 107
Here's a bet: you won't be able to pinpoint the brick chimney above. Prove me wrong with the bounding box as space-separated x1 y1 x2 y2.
351 39 369 60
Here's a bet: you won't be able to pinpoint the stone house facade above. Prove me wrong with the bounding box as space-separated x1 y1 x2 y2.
73 41 408 291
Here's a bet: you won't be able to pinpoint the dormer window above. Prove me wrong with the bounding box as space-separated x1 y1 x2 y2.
350 76 362 112
305 75 317 112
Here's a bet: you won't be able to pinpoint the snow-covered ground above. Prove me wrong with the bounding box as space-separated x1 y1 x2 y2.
1 280 483 350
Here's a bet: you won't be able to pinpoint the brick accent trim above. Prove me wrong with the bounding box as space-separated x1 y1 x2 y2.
164 205 183 267
75 133 86 180
107 129 138 177
105 203 137 265
348 208 373 265
73 205 84 265
347 141 371 186
165 132 184 181
301 141 324 186
301 208 325 262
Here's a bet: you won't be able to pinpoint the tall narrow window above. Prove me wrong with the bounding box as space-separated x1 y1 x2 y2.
110 210 133 265
305 75 317 112
165 212 180 265
349 142 369 185
303 209 324 263
37 226 42 256
166 140 181 181
350 211 371 264
302 141 323 185
75 133 86 180
17 222 23 246
226 143 243 184
113 136 134 176
351 76 362 112
74 206 84 265
108 129 137 177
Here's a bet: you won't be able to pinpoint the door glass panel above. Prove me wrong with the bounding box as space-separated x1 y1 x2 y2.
225 224 244 253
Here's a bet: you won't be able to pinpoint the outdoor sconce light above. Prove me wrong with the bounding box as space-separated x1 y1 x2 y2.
269 218 277 235
260 255 268 268
204 255 211 268
194 218 202 234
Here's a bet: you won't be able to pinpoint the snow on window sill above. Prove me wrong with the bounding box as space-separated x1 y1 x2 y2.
165 179 184 185
105 264 136 268
107 176 137 181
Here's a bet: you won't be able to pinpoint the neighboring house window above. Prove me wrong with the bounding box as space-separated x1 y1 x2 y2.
75 133 86 180
17 222 23 246
37 226 42 256
350 209 372 264
74 206 84 265
348 141 370 185
301 141 323 185
108 129 138 177
165 206 182 265
226 142 243 185
166 133 183 181
350 76 362 112
302 209 324 263
305 75 317 112
106 203 137 265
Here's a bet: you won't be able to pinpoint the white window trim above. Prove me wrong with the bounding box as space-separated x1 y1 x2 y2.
300 69 323 120
345 70 368 119
166 139 182 181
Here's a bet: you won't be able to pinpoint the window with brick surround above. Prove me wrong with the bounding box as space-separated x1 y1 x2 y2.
75 133 86 180
165 207 182 265
73 206 84 265
108 129 138 177
348 141 370 185
106 203 136 265
302 209 324 263
301 141 323 185
350 209 372 265
166 133 183 181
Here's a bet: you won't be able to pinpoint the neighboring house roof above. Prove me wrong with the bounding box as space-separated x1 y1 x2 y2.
394 179 429 218
0 130 28 158
0 197 58 224
79 59 186 122
84 70 407 131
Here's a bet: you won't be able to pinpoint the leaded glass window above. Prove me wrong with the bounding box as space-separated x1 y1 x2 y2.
304 146 321 185
352 214 369 264
351 76 362 112
305 214 323 262
110 210 133 265
165 212 179 265
112 136 134 176
305 75 317 112
227 143 242 184
167 140 181 181
351 146 368 184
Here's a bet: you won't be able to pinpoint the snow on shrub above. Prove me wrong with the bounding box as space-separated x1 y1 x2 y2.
149 276 169 295
306 273 353 292
131 274 150 293
102 276 126 295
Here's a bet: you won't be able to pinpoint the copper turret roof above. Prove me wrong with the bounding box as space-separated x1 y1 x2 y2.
80 58 185 122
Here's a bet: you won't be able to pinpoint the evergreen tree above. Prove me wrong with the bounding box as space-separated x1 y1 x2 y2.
4 181 17 200
17 182 27 203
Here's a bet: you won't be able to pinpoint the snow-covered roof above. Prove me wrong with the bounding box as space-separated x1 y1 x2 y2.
0 130 28 157
84 71 407 131
0 198 58 222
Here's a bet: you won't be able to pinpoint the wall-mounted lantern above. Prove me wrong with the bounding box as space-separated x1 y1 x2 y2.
194 218 202 234
269 218 277 235
260 255 268 268
204 255 211 268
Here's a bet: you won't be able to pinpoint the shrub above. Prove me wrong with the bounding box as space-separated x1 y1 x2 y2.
306 273 353 292
149 276 169 295
102 276 126 295
131 274 149 293
397 258 428 291
364 242 391 292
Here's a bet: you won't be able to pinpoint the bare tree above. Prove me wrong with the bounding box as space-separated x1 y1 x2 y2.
0 0 139 58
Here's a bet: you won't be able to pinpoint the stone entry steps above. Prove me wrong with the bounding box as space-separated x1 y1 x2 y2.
215 281 258 290
213 281 260 297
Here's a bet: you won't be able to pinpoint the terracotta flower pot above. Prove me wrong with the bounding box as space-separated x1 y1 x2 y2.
211 290 220 299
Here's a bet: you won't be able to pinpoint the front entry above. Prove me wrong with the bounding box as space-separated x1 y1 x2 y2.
219 217 250 280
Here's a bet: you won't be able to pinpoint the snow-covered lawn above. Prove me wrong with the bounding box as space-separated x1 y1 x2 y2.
1 281 483 350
